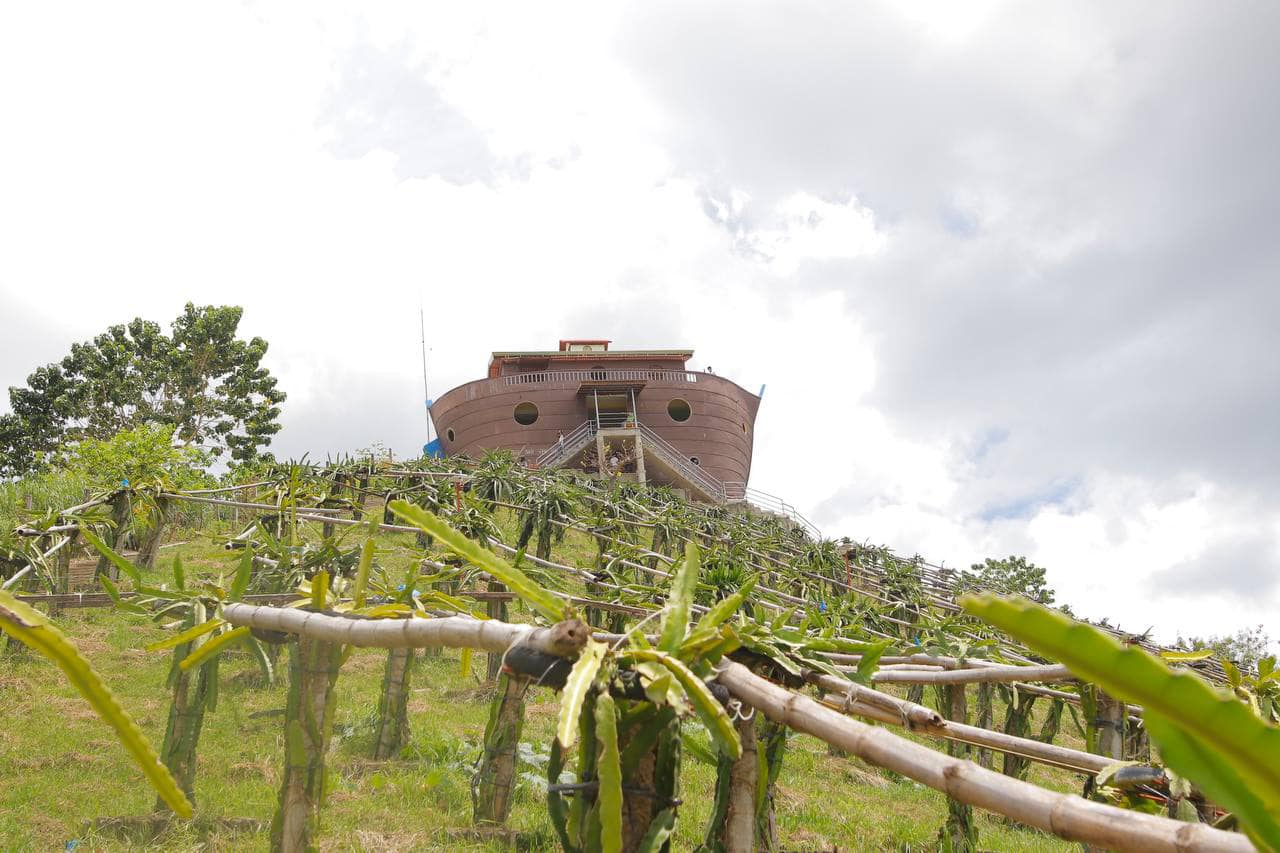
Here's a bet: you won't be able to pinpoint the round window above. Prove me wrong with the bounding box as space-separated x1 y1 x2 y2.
514 402 539 425
690 456 700 466
667 398 691 422
446 428 456 442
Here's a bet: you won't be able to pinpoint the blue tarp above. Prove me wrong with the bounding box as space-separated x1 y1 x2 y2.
423 438 445 459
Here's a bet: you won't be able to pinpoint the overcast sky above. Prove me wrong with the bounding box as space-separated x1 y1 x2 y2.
2 2 1277 645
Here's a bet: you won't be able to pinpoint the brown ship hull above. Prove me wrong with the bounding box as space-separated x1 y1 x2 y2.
430 370 760 487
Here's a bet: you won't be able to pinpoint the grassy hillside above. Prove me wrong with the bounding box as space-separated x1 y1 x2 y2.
0 515 1082 851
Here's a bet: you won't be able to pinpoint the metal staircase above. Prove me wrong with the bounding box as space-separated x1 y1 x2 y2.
532 418 821 537
634 423 729 502
534 420 597 468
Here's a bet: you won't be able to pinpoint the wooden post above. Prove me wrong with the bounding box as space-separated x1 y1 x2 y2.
54 529 79 598
1000 688 1038 780
372 647 415 760
705 711 759 852
1095 690 1125 760
472 673 529 825
755 717 787 851
352 479 365 521
95 491 133 582
271 636 343 853
936 684 977 851
974 682 994 770
1084 687 1126 853
1125 716 1150 763
157 607 218 809
327 474 346 538
137 497 171 570
485 581 507 678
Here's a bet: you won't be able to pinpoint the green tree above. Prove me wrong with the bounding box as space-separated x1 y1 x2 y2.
61 423 210 491
959 555 1055 605
1177 624 1273 672
1 304 285 475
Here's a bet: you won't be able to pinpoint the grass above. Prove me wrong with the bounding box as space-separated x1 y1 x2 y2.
0 518 1084 851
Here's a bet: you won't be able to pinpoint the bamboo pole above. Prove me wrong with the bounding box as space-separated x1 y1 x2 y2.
716 661 1252 852
866 662 1074 685
937 683 977 851
3 535 71 591
809 674 1112 775
472 673 529 825
821 694 1106 776
220 603 1245 852
160 493 345 515
222 604 589 657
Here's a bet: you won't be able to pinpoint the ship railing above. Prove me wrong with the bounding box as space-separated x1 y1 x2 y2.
724 482 822 538
504 369 700 386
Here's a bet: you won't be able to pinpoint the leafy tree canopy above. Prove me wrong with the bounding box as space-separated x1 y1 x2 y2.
959 555 1056 605
61 423 212 492
1177 624 1273 672
0 304 285 475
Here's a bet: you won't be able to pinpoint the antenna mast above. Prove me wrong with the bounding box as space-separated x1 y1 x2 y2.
420 304 434 444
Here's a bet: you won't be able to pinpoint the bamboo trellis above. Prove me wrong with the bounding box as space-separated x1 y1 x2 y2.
1 457 1263 852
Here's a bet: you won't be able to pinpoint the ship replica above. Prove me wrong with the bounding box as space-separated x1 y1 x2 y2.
430 340 760 502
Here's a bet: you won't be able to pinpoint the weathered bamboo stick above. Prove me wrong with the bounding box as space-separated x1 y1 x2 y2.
1014 682 1143 720
805 671 943 729
222 604 588 657
183 481 274 495
1 564 35 591
819 693 1111 775
821 652 1007 669
716 661 1251 852
160 493 345 515
868 663 1074 685
59 494 112 516
292 512 415 532
16 591 304 609
14 524 80 537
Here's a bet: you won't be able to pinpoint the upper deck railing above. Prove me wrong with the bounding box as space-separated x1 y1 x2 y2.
504 369 700 386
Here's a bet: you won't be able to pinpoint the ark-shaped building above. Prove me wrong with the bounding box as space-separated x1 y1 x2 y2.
429 340 760 502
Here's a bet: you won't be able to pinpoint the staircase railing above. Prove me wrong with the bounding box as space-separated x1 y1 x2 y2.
724 482 822 538
533 420 821 536
634 423 729 501
534 420 596 468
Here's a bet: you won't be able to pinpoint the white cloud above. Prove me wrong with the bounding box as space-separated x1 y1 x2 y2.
742 193 887 274
1 1 1276 647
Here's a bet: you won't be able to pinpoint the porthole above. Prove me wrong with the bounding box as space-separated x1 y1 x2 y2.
690 456 701 466
667 398 691 422
514 402 539 425
446 428 456 442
